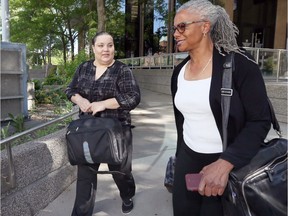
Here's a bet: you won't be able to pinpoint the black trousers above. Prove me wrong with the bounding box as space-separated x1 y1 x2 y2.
173 142 224 216
71 126 136 216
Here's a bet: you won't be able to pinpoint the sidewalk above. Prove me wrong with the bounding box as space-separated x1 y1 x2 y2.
36 88 177 216
36 88 287 216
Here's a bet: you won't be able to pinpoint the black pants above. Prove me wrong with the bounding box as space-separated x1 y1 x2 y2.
173 142 224 216
71 127 136 216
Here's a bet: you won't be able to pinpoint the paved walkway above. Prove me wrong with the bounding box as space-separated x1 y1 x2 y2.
37 89 177 216
36 88 287 216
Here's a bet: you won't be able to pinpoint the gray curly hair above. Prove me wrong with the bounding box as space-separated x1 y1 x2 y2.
177 0 241 55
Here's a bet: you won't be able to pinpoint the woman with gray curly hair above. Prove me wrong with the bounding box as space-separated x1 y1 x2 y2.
170 0 271 215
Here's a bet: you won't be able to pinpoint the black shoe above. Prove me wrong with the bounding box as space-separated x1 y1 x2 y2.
122 198 133 215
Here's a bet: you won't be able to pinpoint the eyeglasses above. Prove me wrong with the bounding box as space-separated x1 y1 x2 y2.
172 20 206 34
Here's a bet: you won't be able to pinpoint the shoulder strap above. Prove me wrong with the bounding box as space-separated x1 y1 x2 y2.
267 98 282 137
221 53 282 151
221 52 234 151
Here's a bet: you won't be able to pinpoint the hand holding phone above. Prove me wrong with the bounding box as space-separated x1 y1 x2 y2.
185 173 203 191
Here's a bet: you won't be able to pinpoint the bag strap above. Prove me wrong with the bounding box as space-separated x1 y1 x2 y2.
267 98 282 137
88 167 126 175
221 53 283 151
221 53 234 151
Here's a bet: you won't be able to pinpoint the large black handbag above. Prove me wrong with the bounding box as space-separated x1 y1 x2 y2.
221 53 288 216
66 116 127 166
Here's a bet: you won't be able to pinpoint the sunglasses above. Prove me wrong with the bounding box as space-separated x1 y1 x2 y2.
172 20 206 34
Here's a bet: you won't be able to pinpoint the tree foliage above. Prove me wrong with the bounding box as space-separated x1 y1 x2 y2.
10 0 125 65
10 0 223 64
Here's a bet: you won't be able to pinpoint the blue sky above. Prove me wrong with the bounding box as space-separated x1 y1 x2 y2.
154 14 165 32
153 0 168 32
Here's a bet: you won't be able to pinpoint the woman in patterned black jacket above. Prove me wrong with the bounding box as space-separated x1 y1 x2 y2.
65 32 140 216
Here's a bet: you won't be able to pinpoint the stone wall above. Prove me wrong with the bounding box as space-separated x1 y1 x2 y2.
1 129 77 216
133 68 287 123
265 83 288 123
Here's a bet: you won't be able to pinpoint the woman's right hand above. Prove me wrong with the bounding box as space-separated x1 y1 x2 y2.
198 159 234 197
72 94 92 113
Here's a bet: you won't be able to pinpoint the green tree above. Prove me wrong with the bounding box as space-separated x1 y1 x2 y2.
10 0 91 63
10 0 126 63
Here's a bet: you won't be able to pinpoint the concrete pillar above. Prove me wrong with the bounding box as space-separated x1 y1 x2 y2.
1 0 10 41
139 2 145 56
1 42 28 120
167 0 175 53
27 82 35 110
274 0 287 49
223 0 234 21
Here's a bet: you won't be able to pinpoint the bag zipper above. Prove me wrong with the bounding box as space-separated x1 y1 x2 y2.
241 154 287 216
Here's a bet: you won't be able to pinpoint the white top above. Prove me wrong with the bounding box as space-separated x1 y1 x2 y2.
174 62 222 153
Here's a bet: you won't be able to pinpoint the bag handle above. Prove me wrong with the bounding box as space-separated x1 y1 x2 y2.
221 53 282 151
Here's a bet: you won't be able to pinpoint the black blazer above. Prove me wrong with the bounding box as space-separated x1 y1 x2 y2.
171 48 271 168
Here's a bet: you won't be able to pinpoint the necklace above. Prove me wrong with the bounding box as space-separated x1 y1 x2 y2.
190 56 212 74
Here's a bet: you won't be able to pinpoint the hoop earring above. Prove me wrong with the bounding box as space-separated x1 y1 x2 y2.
203 32 207 37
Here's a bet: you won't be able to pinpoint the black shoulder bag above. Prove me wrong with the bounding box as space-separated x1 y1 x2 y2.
66 116 127 167
221 53 287 216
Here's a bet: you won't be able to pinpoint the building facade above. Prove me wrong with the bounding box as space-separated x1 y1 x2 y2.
125 0 287 57
231 0 287 49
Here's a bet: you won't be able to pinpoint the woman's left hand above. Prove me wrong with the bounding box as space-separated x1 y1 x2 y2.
198 159 234 197
90 101 106 115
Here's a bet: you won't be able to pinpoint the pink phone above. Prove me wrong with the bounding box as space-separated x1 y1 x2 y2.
185 173 203 191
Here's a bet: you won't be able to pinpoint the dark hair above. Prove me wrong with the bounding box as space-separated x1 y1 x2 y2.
91 32 113 45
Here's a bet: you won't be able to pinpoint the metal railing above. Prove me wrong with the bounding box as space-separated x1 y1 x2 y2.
0 110 78 190
119 47 288 82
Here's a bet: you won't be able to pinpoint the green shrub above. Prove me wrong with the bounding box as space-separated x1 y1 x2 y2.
1 122 11 139
8 113 25 133
43 73 65 85
263 56 275 74
35 87 67 105
33 79 43 90
57 50 90 85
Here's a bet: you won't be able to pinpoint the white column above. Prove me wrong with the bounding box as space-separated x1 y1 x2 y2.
1 0 10 42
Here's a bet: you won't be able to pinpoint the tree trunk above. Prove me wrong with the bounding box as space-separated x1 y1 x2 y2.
78 28 86 53
61 35 67 64
67 21 75 61
96 0 106 32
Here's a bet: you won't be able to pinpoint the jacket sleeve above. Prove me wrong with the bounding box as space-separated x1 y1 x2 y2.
115 64 141 110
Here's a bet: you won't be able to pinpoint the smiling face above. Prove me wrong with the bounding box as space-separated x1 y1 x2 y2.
173 10 208 52
92 34 115 66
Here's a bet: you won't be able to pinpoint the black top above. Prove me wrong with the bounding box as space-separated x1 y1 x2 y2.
171 48 271 168
65 60 141 125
